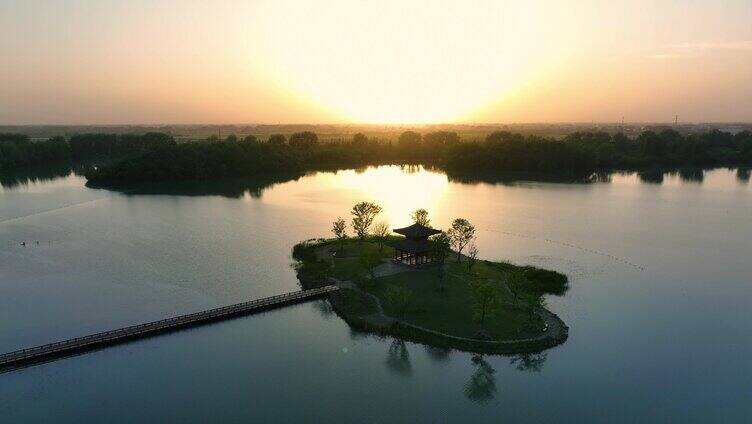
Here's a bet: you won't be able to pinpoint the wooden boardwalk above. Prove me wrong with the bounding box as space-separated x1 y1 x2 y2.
0 285 338 370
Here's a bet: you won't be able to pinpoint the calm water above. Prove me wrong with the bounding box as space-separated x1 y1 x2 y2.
1 166 750 422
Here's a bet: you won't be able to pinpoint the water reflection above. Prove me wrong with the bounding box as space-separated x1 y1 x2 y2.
737 168 750 183
445 170 597 186
385 338 412 376
424 346 452 363
0 162 86 189
638 170 664 184
509 352 547 373
677 168 704 183
464 354 497 404
313 300 334 319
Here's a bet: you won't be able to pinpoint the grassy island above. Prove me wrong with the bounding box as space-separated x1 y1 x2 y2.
293 236 569 354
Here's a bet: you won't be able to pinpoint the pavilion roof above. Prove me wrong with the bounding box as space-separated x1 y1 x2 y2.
392 223 442 239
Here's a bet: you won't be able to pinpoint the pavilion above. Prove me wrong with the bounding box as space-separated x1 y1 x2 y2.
387 223 442 267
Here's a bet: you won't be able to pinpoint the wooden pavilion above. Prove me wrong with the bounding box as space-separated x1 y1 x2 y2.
387 223 442 267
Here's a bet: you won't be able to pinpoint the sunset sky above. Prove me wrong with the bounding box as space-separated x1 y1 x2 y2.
1 0 751 124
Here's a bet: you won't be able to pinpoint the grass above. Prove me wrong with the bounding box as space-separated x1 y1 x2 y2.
360 260 544 340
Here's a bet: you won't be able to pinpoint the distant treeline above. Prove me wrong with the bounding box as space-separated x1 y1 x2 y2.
0 132 175 171
3 129 752 183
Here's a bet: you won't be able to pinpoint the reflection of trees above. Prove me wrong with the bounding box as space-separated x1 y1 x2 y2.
0 162 87 189
737 168 750 183
445 170 596 186
464 354 497 404
678 168 704 183
424 346 451 363
638 170 664 184
313 299 333 319
509 352 547 373
385 339 412 376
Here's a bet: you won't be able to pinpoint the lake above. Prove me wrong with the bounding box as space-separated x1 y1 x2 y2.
0 165 750 422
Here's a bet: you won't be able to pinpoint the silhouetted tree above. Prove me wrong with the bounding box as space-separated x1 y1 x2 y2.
352 133 368 145
447 218 475 262
398 131 422 150
410 208 431 227
372 221 390 251
332 217 347 252
289 131 318 147
241 134 259 144
268 134 286 145
430 232 451 290
351 201 382 241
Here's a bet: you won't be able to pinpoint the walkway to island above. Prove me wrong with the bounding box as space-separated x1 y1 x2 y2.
0 285 338 371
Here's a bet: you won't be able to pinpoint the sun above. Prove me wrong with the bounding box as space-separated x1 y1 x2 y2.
247 1 575 123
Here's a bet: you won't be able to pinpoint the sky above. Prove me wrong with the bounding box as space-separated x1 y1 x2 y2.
1 0 751 125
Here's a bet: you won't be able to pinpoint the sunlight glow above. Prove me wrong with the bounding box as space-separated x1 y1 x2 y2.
249 0 575 123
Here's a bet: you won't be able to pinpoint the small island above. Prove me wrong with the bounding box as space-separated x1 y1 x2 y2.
294 203 569 354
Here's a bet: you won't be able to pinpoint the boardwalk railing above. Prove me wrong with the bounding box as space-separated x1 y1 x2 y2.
0 285 338 369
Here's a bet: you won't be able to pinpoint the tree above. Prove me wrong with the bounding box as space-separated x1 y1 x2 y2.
430 232 451 290
430 232 450 264
241 134 258 144
526 296 546 320
352 133 368 145
469 280 500 335
424 131 460 149
410 208 431 227
350 201 382 241
332 217 347 252
225 133 238 143
268 134 286 145
447 218 475 263
384 285 411 319
467 242 479 271
359 249 382 280
289 131 318 147
398 131 422 149
372 221 390 251
505 269 527 302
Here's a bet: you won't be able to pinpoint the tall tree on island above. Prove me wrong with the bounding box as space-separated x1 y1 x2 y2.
447 218 476 263
332 217 347 252
351 201 383 242
410 208 431 227
430 232 451 290
372 221 390 252
469 280 500 337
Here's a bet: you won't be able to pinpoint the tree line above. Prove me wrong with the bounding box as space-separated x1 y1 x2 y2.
3 128 751 180
0 132 175 171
